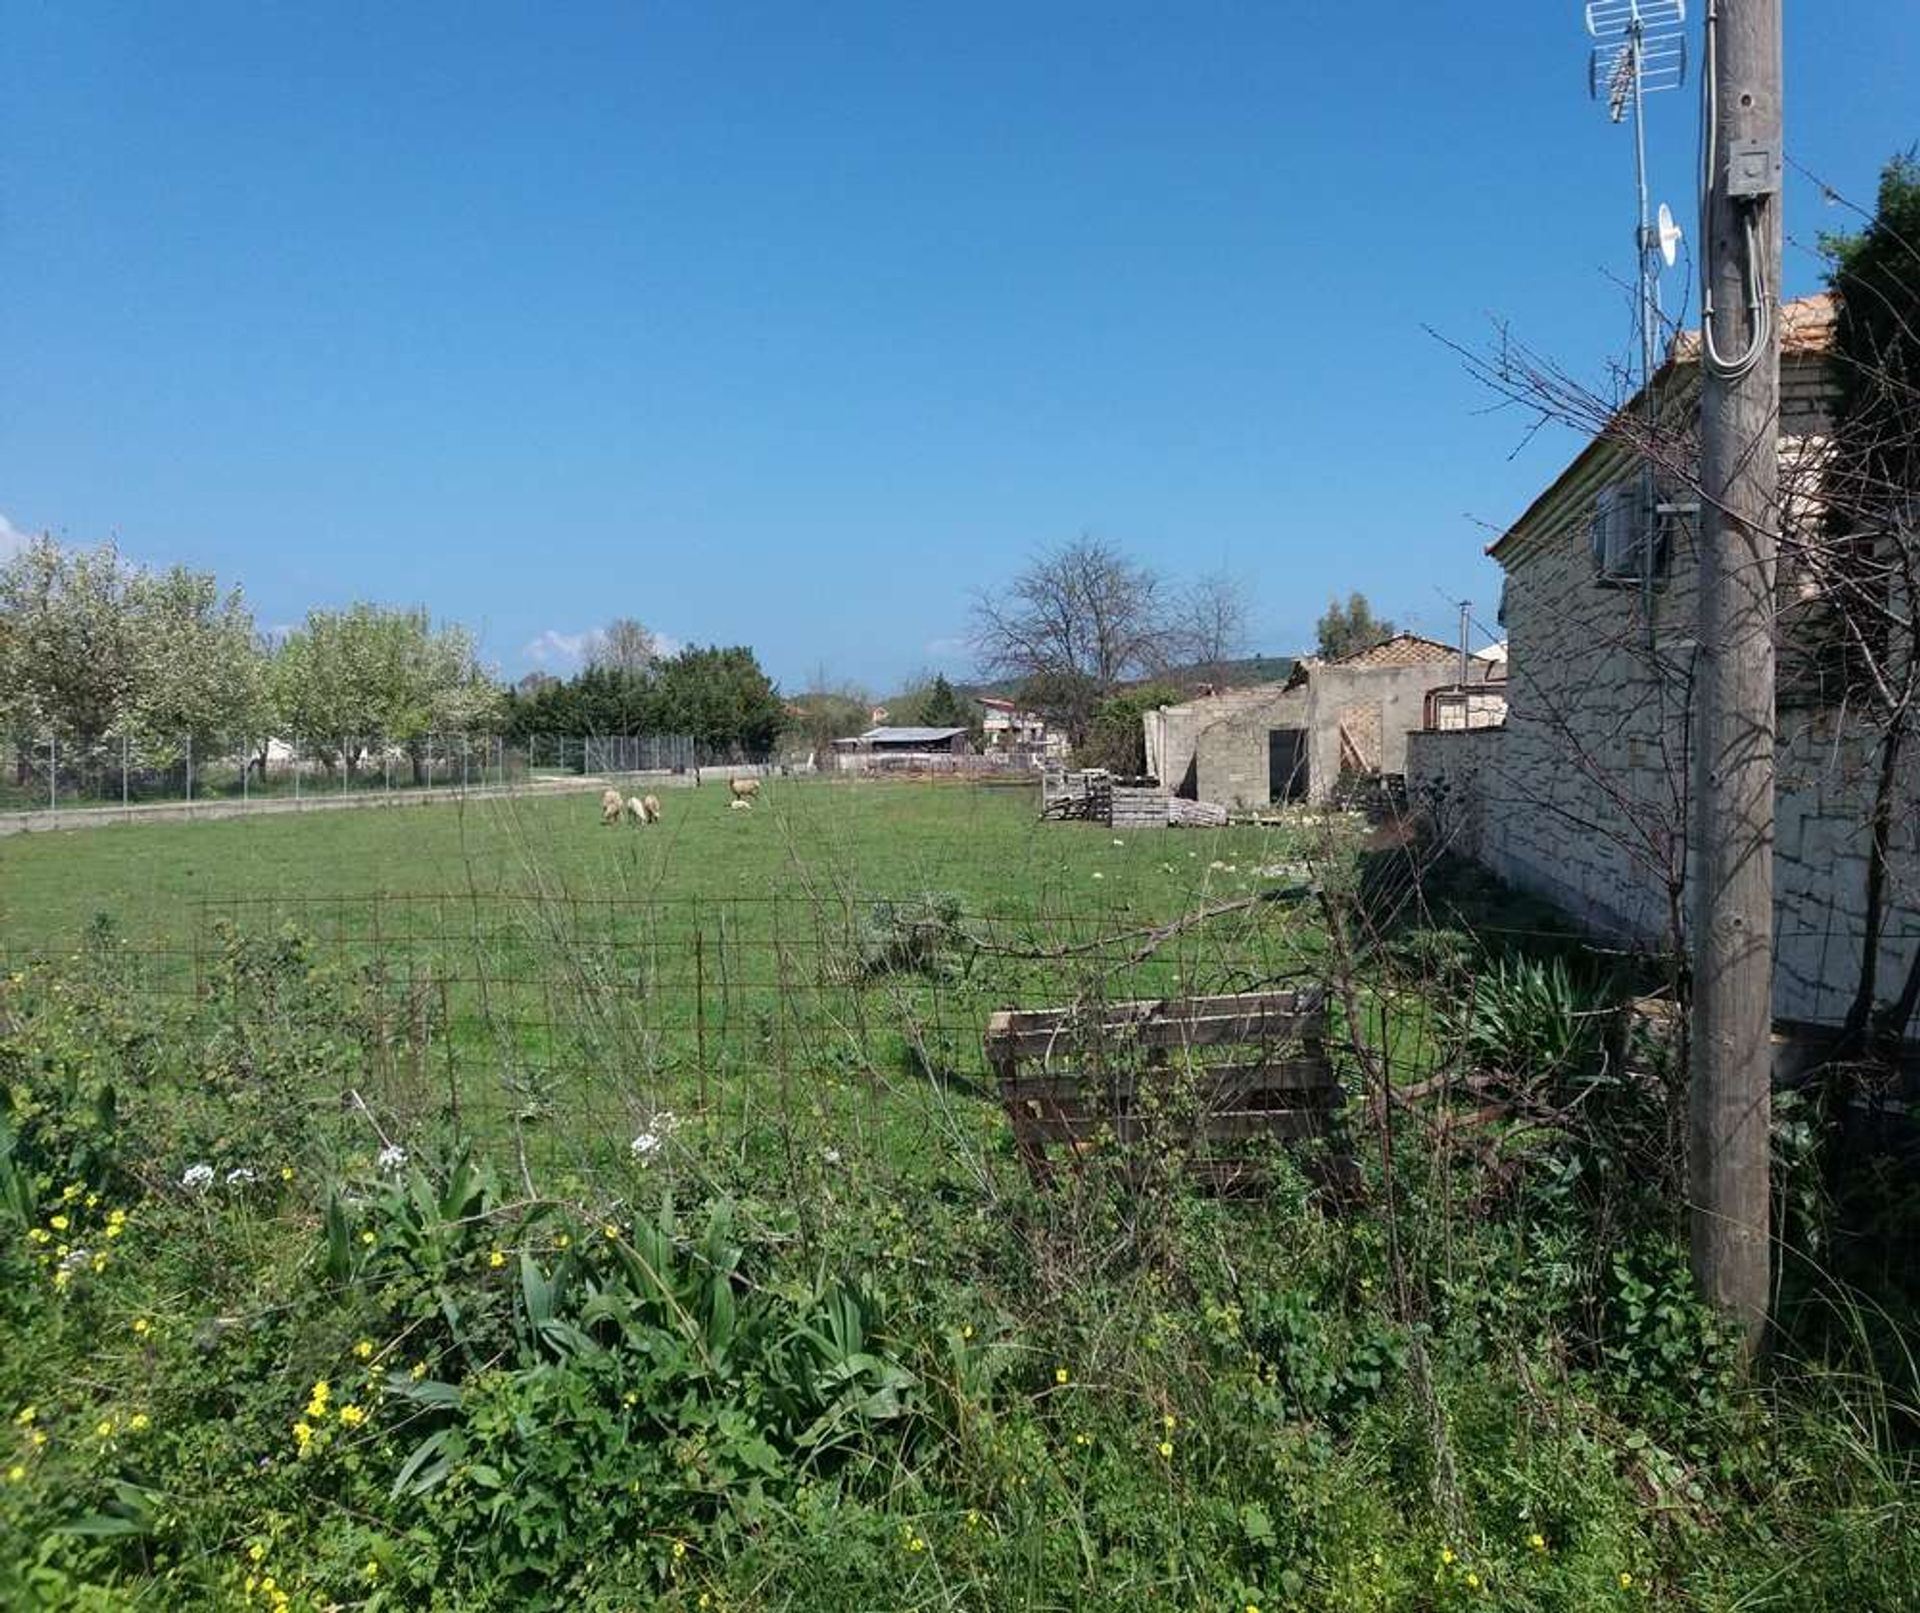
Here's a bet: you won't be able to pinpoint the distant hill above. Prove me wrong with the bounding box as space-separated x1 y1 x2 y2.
939 655 1297 709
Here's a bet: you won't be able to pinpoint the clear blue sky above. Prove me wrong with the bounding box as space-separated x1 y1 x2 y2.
5 3 1913 691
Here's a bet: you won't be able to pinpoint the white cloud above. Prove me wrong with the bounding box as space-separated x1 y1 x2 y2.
520 626 688 672
521 628 599 669
0 513 34 561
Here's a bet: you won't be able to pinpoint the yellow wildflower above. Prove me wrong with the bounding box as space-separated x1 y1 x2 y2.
13 1407 34 1426
292 1421 313 1448
249 1543 267 1563
603 1223 620 1240
410 1361 428 1380
84 1193 99 1210
961 1324 974 1340
52 1268 72 1289
1441 1548 1457 1565
1466 1572 1481 1591
672 1540 688 1560
965 1509 982 1529
353 1339 374 1360
49 1214 69 1231
907 1535 926 1553
1528 1532 1547 1552
360 1230 376 1246
5 1464 24 1484
1619 1572 1634 1589
1157 1439 1174 1459
1054 1366 1070 1385
27 1228 50 1245
488 1249 506 1269
337 1403 366 1428
364 1560 380 1580
1073 1431 1091 1447
95 1419 115 1440
61 1184 81 1202
133 1317 151 1336
556 1233 571 1250
91 1252 108 1273
1162 1412 1177 1431
281 1166 295 1182
128 1413 150 1433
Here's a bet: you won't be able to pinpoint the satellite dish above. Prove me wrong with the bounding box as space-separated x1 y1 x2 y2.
1656 202 1683 267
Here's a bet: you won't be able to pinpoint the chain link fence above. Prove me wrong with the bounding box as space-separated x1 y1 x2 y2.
0 733 775 817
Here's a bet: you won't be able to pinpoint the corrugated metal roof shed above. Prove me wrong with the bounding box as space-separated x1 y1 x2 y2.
858 726 970 744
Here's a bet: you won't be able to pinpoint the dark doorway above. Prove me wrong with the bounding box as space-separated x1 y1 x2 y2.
1268 728 1308 802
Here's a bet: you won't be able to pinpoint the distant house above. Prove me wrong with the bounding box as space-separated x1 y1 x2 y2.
1145 634 1502 809
979 697 1068 761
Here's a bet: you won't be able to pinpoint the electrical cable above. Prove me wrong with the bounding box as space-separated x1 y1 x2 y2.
1697 0 1772 380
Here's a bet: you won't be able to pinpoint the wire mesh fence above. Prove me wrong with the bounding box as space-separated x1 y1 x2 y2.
2 888 1336 1183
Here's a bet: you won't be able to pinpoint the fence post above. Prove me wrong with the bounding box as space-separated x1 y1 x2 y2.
242 738 249 804
295 738 302 802
49 734 56 817
186 733 194 804
122 733 129 810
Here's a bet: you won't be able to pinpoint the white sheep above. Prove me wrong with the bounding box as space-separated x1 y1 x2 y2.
728 776 761 801
640 794 662 824
600 787 624 826
730 796 754 812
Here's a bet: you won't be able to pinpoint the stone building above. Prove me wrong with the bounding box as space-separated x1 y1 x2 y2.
1145 635 1502 810
1407 293 1920 1030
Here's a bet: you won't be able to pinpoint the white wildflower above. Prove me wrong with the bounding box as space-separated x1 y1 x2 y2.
58 1246 92 1274
822 1148 842 1167
224 1167 257 1188
652 1112 678 1136
376 1144 408 1172
1091 871 1104 880
1111 838 1125 847
181 1163 215 1191
630 1132 663 1162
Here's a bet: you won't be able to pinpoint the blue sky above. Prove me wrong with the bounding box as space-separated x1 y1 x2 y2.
4 2 1913 691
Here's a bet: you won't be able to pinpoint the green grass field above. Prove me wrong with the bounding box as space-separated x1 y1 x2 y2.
0 779 1350 1182
0 777 1330 950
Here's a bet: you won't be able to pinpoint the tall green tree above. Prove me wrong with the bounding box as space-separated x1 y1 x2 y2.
0 536 143 749
272 605 497 781
126 565 266 761
650 645 786 759
1315 593 1397 661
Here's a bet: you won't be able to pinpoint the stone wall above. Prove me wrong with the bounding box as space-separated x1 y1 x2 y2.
1400 322 1918 1027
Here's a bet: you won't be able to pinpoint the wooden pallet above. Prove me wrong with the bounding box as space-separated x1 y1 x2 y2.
985 987 1342 1190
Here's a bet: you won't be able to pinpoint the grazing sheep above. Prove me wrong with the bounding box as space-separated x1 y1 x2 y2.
625 796 648 824
640 794 662 824
728 777 761 801
730 796 754 812
600 788 624 826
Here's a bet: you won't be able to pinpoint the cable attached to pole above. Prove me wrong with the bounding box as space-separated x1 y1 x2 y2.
1698 0 1772 380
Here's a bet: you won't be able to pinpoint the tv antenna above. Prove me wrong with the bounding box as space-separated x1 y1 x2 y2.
1584 1 1687 392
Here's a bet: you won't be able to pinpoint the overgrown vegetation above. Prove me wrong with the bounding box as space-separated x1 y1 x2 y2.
2 798 1914 1609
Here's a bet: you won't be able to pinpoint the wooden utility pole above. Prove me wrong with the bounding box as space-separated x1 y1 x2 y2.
1691 0 1783 1349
